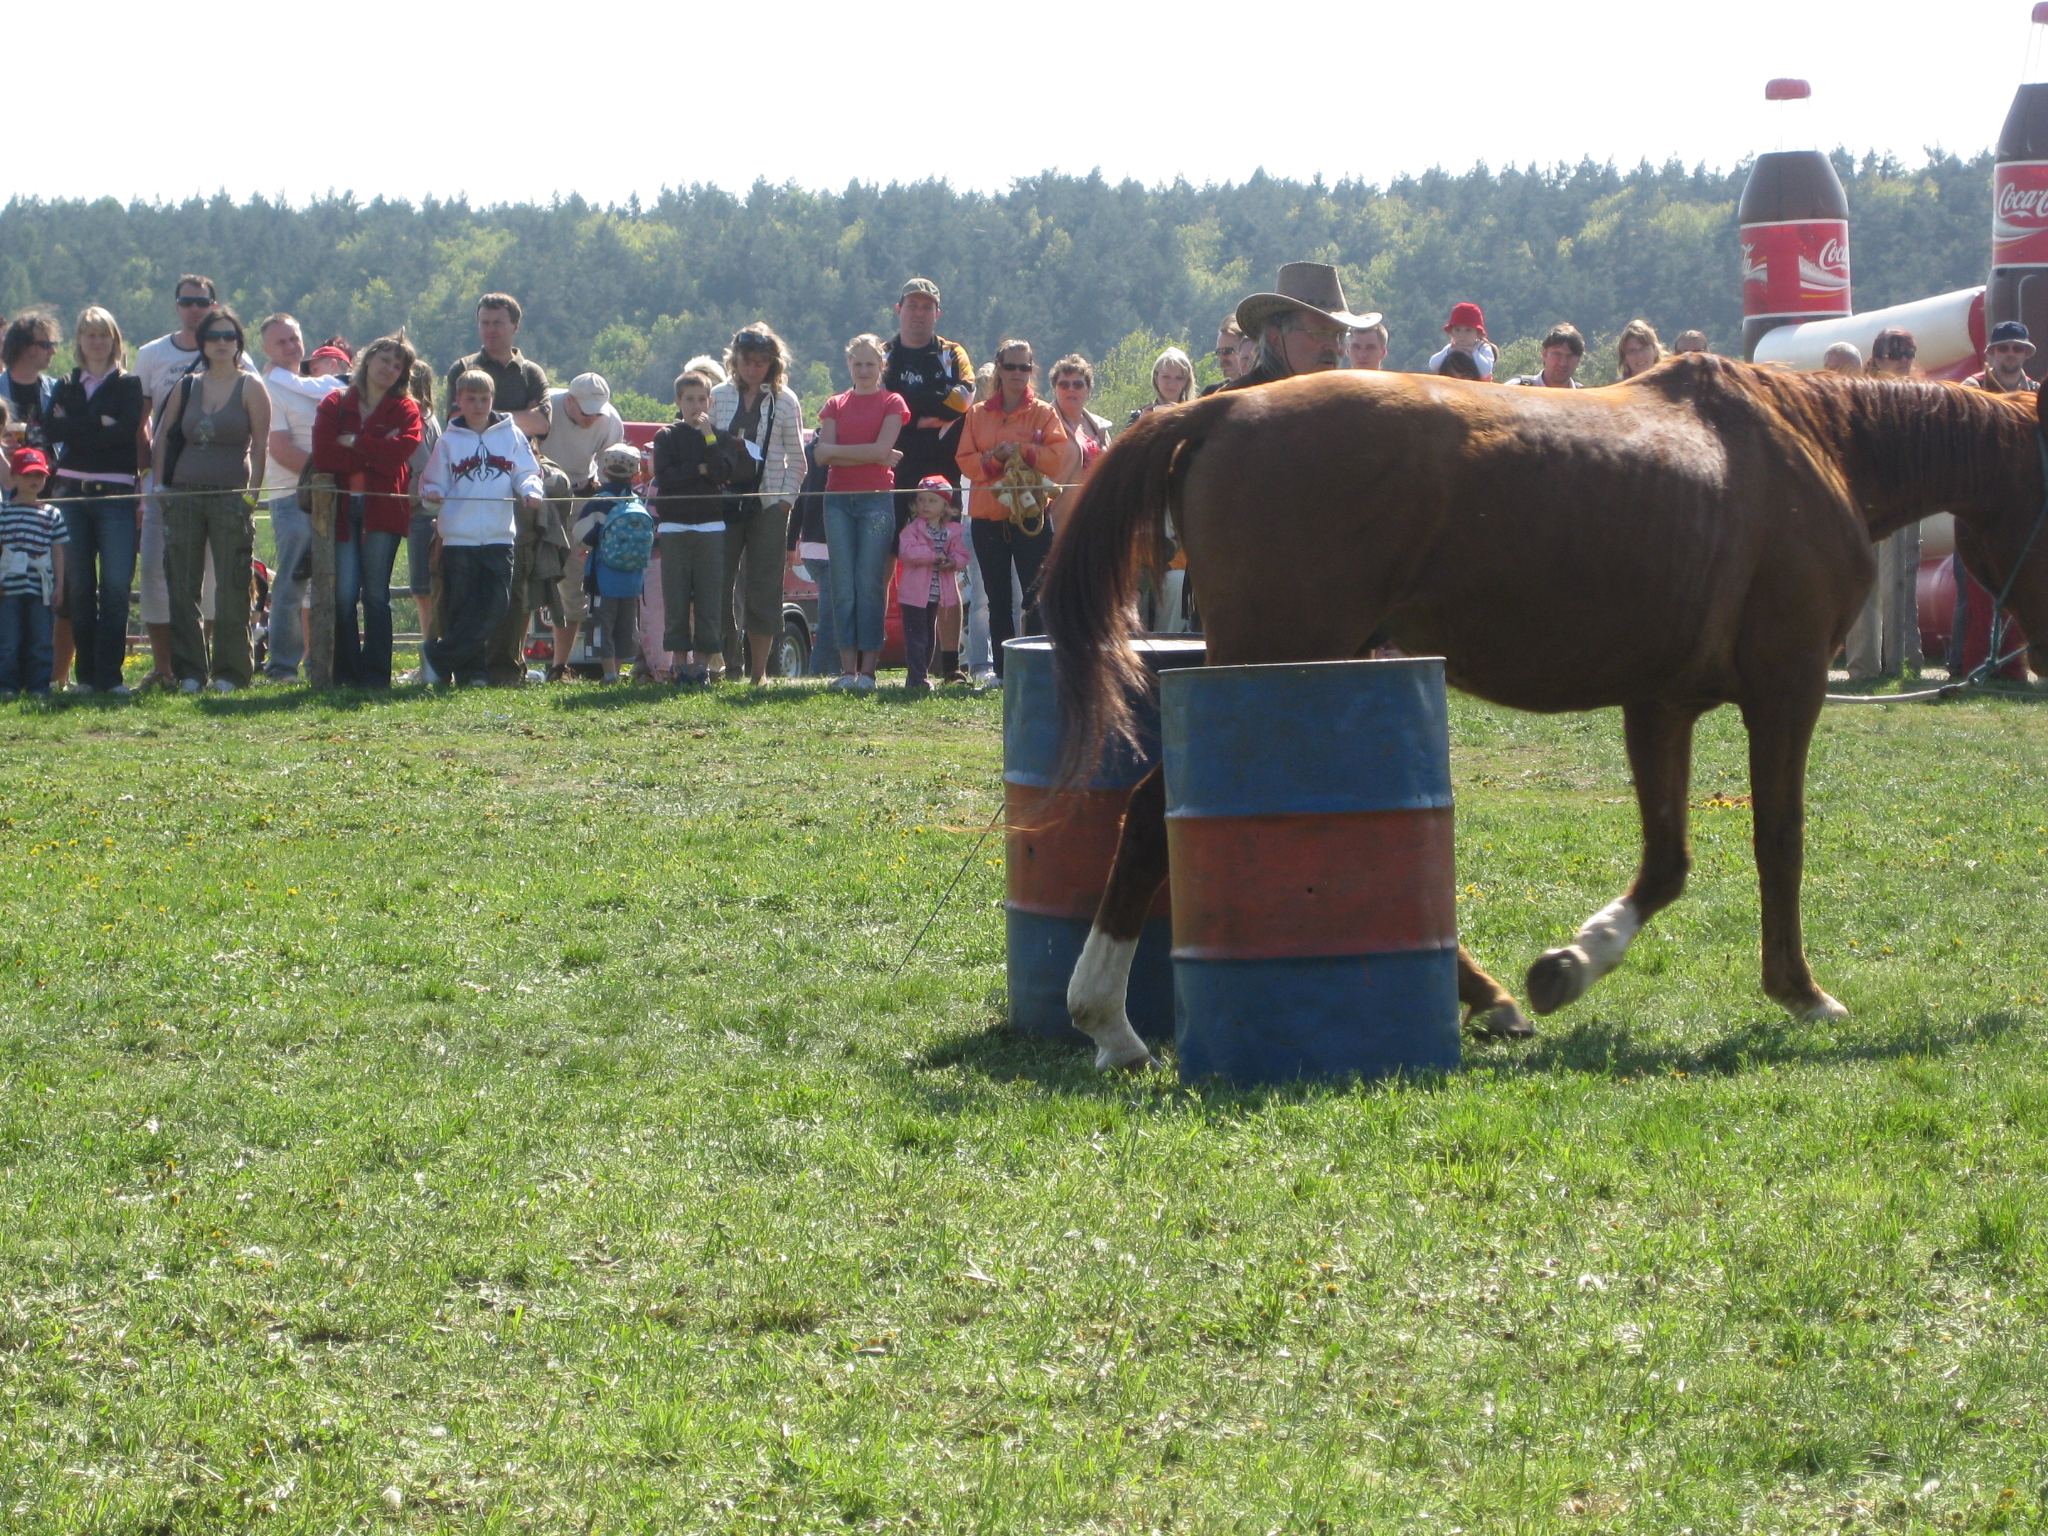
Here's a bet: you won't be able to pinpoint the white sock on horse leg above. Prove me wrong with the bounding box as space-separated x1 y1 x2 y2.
1067 930 1151 1070
1573 897 1642 981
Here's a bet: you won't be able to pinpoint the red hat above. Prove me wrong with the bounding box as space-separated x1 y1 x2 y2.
1444 302 1487 335
308 344 353 369
9 447 50 477
914 475 957 507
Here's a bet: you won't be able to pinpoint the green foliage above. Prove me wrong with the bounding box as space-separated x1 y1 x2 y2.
0 151 2002 402
609 387 670 427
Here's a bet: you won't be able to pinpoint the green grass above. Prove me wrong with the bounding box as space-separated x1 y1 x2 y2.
3 679 2048 1533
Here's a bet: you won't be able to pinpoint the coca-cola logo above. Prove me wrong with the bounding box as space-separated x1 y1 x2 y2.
1816 238 1848 273
1998 179 2048 226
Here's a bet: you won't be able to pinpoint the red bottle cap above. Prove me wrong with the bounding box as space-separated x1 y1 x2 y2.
1764 78 1812 101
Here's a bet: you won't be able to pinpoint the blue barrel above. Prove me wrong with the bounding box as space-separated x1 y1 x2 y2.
1161 658 1461 1084
1004 637 1206 1046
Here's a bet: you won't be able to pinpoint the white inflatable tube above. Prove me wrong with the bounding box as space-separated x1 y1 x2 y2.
1751 286 1985 375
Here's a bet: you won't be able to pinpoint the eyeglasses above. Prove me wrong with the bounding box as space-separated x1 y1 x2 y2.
1878 348 1917 361
999 362 1033 373
1053 378 1087 389
200 331 238 344
734 331 772 348
28 339 57 351
175 296 214 308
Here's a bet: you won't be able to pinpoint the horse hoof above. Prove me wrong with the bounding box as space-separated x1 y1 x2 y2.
1095 1047 1162 1074
1084 1018 1158 1073
1467 1000 1536 1041
1525 946 1591 1016
1798 990 1849 1023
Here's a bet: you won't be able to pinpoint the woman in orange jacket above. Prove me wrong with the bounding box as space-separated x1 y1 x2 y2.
954 338 1067 684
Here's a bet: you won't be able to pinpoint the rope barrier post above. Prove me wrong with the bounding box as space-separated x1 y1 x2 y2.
308 475 337 690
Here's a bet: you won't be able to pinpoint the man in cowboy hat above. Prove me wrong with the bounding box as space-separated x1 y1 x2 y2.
1966 320 2039 394
1224 262 1382 392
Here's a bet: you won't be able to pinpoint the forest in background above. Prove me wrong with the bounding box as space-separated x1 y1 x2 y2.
0 150 2000 424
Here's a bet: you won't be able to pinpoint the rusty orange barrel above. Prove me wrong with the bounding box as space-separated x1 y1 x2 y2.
1162 658 1462 1084
1004 637 1205 1045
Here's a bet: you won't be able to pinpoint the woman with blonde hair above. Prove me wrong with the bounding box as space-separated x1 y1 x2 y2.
815 332 909 689
1616 319 1666 380
1130 346 1197 424
46 306 146 693
711 322 805 684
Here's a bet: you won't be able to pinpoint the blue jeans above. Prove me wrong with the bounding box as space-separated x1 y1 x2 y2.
61 495 139 691
824 492 895 656
267 491 312 678
333 496 402 689
0 593 55 694
806 557 839 674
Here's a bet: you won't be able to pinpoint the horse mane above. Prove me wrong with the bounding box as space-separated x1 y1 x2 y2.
1653 354 2039 521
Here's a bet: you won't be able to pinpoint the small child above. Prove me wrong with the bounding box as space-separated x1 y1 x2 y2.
575 443 654 683
418 372 544 687
651 369 736 685
895 476 971 692
0 448 68 699
1428 302 1497 381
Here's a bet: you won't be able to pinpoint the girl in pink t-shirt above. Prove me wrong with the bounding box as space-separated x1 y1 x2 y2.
815 334 910 688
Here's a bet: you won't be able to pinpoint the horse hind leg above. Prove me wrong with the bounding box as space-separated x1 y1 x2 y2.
1068 767 1168 1072
1459 948 1533 1039
1527 701 1705 1016
1739 680 1848 1023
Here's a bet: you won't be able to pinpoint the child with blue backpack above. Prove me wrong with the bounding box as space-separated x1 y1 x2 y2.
575 443 655 683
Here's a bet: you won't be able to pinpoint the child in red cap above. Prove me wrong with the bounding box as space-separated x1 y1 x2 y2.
896 476 971 691
1429 302 1497 380
0 448 69 697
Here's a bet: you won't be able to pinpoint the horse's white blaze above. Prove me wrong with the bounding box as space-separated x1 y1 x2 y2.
1573 897 1642 981
1067 930 1150 1070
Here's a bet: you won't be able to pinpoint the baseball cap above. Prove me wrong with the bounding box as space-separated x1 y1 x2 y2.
9 447 50 477
568 373 612 412
600 443 643 477
308 344 352 368
913 475 957 506
900 278 941 304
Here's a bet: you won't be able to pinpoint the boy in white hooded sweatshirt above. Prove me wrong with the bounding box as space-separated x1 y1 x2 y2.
419 370 544 686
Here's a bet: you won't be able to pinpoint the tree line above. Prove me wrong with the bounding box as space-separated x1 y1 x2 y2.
0 150 2001 425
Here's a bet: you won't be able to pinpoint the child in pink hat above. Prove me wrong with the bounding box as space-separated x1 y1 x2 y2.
1429 302 1497 380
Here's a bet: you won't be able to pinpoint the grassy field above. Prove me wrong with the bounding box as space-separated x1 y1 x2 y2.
2 674 2047 1534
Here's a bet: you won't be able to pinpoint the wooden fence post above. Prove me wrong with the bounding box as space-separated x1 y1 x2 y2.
308 475 336 689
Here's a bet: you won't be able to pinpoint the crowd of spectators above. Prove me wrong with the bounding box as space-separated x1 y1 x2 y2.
0 267 1991 700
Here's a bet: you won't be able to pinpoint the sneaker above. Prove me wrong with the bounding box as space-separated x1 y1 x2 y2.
69 683 96 695
179 678 203 695
211 679 238 694
0 690 16 702
853 673 877 693
978 673 1003 692
829 674 858 691
108 684 134 699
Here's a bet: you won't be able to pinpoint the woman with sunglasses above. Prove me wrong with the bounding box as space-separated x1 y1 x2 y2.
711 323 806 685
313 334 423 689
151 306 270 693
45 307 146 694
1 314 62 455
1048 354 1112 485
955 339 1067 685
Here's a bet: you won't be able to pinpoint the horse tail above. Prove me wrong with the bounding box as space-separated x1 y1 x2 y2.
1039 399 1214 786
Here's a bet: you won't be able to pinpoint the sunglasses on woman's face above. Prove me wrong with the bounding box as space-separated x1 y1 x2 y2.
1054 378 1086 389
200 331 238 344
999 362 1033 373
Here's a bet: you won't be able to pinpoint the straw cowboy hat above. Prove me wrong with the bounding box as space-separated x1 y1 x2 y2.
1235 262 1382 337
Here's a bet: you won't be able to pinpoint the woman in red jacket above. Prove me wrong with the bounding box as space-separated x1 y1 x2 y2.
313 334 423 688
954 338 1067 683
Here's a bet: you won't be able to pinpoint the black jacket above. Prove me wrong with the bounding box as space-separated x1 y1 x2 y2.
44 368 145 479
650 417 737 520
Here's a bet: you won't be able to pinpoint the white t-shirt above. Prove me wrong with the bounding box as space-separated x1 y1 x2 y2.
135 332 260 412
262 367 345 496
536 390 624 486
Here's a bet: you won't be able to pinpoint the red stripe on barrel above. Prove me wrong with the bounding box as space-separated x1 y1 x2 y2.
1005 783 1171 923
1166 808 1455 961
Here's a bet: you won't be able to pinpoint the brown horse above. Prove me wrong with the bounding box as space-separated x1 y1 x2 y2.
1038 354 2048 1071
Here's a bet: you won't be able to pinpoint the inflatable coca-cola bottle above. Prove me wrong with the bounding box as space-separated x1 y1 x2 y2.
1989 3 2048 379
1738 79 1853 360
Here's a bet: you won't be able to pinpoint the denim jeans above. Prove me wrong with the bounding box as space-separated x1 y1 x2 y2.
823 492 895 655
333 496 402 689
61 495 139 691
971 516 1053 676
0 594 55 694
425 543 513 687
267 490 312 678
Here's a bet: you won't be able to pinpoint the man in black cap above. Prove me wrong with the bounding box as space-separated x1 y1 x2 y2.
1224 262 1381 392
1966 320 2039 394
883 278 975 521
